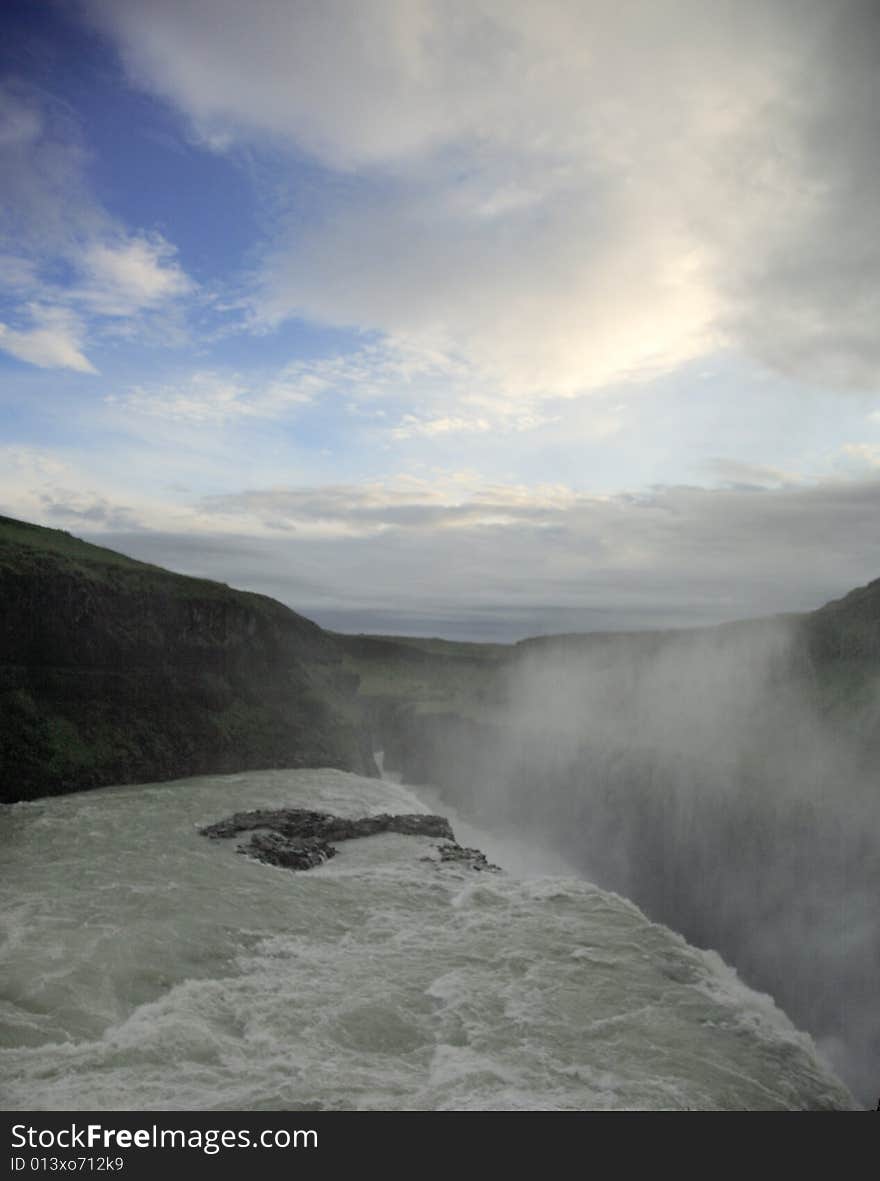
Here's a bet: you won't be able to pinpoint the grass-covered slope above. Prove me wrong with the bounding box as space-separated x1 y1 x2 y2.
333 631 511 718
0 516 375 802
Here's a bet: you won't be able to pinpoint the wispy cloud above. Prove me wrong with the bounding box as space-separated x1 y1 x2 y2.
76 234 193 317
0 81 195 371
391 407 559 440
841 443 880 469
0 304 95 373
107 365 316 425
64 473 880 639
703 458 800 490
0 79 100 254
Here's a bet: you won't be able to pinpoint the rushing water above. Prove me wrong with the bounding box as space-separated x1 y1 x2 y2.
0 768 854 1110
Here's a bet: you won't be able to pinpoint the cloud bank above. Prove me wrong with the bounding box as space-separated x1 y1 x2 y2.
45 473 880 639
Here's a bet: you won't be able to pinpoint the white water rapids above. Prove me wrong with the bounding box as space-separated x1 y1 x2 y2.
0 767 855 1110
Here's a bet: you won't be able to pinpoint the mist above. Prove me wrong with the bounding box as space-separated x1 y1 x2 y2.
386 616 880 1104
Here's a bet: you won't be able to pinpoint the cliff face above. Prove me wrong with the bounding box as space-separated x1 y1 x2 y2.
0 516 376 802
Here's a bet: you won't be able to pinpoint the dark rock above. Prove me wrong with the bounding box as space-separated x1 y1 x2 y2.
202 808 336 841
426 841 501 872
200 807 454 844
238 832 336 870
200 806 493 873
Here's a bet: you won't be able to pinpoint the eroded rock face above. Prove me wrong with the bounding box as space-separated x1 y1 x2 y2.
429 843 501 872
200 806 498 873
200 807 455 844
241 832 337 870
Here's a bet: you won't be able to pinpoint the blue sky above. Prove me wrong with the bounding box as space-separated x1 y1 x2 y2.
3 0 880 638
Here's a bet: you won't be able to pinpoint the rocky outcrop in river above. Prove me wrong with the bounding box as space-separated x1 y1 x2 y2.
200 805 499 873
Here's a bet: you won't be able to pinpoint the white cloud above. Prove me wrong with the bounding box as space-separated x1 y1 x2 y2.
59 472 880 637
108 364 318 425
391 406 560 439
78 234 193 316
0 305 96 373
0 92 42 148
392 415 493 440
87 1 787 170
0 83 195 370
0 445 75 482
7 423 880 637
0 443 206 536
703 459 800 490
88 0 878 398
841 443 880 469
0 82 102 255
107 340 543 440
257 185 720 398
0 254 40 290
0 446 112 527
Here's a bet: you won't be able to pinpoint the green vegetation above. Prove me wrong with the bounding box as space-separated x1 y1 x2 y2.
359 633 509 660
333 632 511 718
0 514 246 602
0 514 149 567
0 515 373 802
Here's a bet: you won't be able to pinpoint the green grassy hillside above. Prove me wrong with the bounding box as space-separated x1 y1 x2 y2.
0 516 375 801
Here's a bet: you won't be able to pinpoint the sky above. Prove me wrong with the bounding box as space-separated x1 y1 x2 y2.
2 0 880 640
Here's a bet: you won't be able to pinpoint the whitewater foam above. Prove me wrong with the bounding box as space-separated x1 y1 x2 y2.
0 768 855 1110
